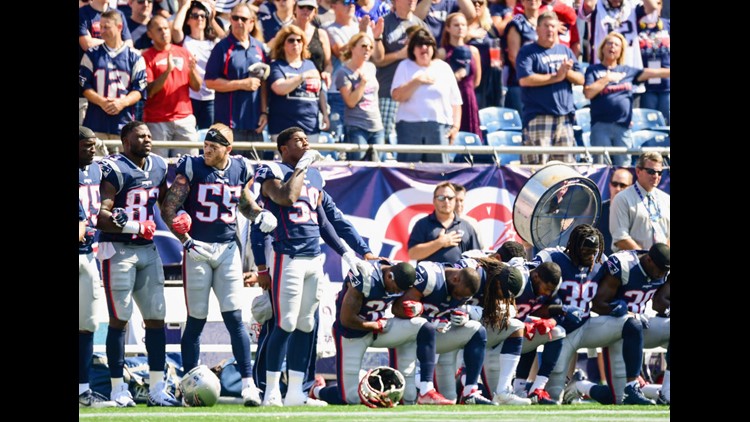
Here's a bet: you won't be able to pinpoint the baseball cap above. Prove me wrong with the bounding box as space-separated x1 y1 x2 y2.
648 243 670 271
449 45 472 74
297 0 318 7
391 262 417 291
190 0 211 16
80 125 96 141
499 266 525 298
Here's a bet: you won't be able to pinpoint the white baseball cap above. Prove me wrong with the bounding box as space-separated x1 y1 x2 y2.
297 0 318 7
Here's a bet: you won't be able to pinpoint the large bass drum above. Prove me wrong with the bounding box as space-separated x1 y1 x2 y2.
513 163 601 250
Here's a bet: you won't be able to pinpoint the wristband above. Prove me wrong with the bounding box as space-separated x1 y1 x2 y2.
260 111 268 116
121 220 141 234
258 269 269 275
374 37 383 41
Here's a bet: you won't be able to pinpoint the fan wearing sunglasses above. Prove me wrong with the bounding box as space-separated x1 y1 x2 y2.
595 167 632 256
610 151 669 253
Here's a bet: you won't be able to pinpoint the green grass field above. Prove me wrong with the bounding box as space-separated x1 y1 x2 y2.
79 403 670 421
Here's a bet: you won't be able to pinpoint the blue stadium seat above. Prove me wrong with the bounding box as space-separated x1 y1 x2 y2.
317 131 339 160
486 130 523 165
572 85 590 109
573 108 591 161
631 130 670 149
478 107 523 134
451 131 486 163
631 108 669 132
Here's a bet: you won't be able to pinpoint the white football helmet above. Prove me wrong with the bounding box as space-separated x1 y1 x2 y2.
358 366 405 408
179 365 221 407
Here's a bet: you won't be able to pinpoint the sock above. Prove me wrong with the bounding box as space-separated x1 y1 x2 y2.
150 371 164 389
416 324 436 384
266 371 282 396
462 384 478 397
577 379 596 397
79 332 94 384
180 316 206 373
111 377 125 391
222 310 253 378
496 353 521 393
79 383 90 396
662 369 670 401
145 327 166 379
530 375 549 392
106 327 126 378
641 383 660 399
419 381 435 395
287 369 305 396
513 378 527 396
626 380 638 388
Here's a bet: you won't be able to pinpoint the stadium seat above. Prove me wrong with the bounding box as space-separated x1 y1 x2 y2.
478 107 523 134
486 130 523 165
573 108 591 162
631 108 669 133
572 85 590 109
196 128 209 142
451 131 489 164
631 130 670 149
317 131 339 160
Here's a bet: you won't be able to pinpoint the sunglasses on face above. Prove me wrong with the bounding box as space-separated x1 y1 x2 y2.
286 37 304 44
435 195 456 201
359 43 373 49
136 0 153 4
610 181 630 189
190 13 207 19
231 15 250 22
639 167 664 176
299 5 315 10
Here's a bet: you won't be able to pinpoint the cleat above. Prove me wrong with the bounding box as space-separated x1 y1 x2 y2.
417 389 454 405
309 375 326 400
110 383 136 407
261 390 283 407
147 381 182 407
460 388 497 405
242 385 262 407
655 390 669 405
492 387 531 405
563 369 586 405
622 383 656 405
79 389 118 408
283 390 327 406
528 388 558 405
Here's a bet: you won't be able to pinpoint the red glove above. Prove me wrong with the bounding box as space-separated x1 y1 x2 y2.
401 300 424 318
374 318 388 334
138 220 156 240
172 211 192 234
532 318 557 339
524 321 536 341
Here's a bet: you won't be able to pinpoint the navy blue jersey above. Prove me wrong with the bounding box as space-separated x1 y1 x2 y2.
508 258 546 320
79 44 148 135
332 259 403 339
502 13 538 88
79 163 102 254
593 250 667 315
533 247 604 332
516 42 579 124
585 64 643 126
78 5 133 71
98 153 168 245
254 162 325 257
267 59 322 135
414 261 469 321
176 155 254 243
449 258 487 309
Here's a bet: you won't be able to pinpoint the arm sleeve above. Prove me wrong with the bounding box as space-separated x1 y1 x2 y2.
250 223 268 266
317 202 348 256
322 191 372 256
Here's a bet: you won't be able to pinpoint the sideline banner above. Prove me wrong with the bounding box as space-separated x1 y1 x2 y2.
153 163 671 283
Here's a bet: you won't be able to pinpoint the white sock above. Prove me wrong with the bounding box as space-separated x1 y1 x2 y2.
626 380 638 388
530 375 549 392
662 370 670 401
311 385 324 399
79 383 90 396
266 371 282 396
242 377 257 391
111 378 125 391
287 370 305 396
513 378 527 396
149 371 164 391
496 353 521 393
462 384 478 397
419 381 435 395
577 380 596 397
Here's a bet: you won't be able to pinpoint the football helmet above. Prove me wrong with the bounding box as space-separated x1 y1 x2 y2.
179 365 221 407
251 291 273 324
358 366 405 408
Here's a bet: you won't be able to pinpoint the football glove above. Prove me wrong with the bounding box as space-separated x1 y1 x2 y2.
111 207 129 228
254 209 277 233
401 300 423 318
435 318 452 333
183 238 213 262
450 309 469 326
561 305 583 325
342 251 371 279
524 321 536 340
374 318 388 334
532 318 557 339
84 226 97 242
137 220 156 240
295 149 324 171
172 211 192 234
609 299 629 317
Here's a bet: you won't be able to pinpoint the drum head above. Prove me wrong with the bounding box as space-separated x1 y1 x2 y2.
513 163 601 249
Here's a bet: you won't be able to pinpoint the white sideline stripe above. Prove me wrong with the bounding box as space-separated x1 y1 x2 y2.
80 409 670 418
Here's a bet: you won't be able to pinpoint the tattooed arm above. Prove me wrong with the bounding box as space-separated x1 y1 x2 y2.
238 180 263 222
161 174 191 243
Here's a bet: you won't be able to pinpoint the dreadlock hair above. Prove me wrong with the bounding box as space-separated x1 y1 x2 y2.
564 224 605 270
476 257 515 331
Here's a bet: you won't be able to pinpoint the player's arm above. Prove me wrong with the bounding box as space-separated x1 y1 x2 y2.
79 220 88 242
161 174 191 242
340 284 381 332
391 287 425 319
238 180 263 222
590 271 622 315
652 274 670 315
321 191 377 259
260 170 307 207
96 180 122 233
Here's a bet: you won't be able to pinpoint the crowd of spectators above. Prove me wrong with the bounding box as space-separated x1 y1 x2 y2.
79 0 670 163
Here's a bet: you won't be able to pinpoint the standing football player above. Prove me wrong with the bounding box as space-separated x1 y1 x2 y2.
96 121 180 407
159 123 279 407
